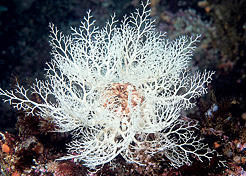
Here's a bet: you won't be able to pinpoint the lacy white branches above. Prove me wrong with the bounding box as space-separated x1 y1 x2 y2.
0 0 216 169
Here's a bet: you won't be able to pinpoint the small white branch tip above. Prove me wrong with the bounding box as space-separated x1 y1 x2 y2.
0 0 216 169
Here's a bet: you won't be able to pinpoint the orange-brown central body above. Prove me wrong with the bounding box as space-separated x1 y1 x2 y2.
103 83 143 115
